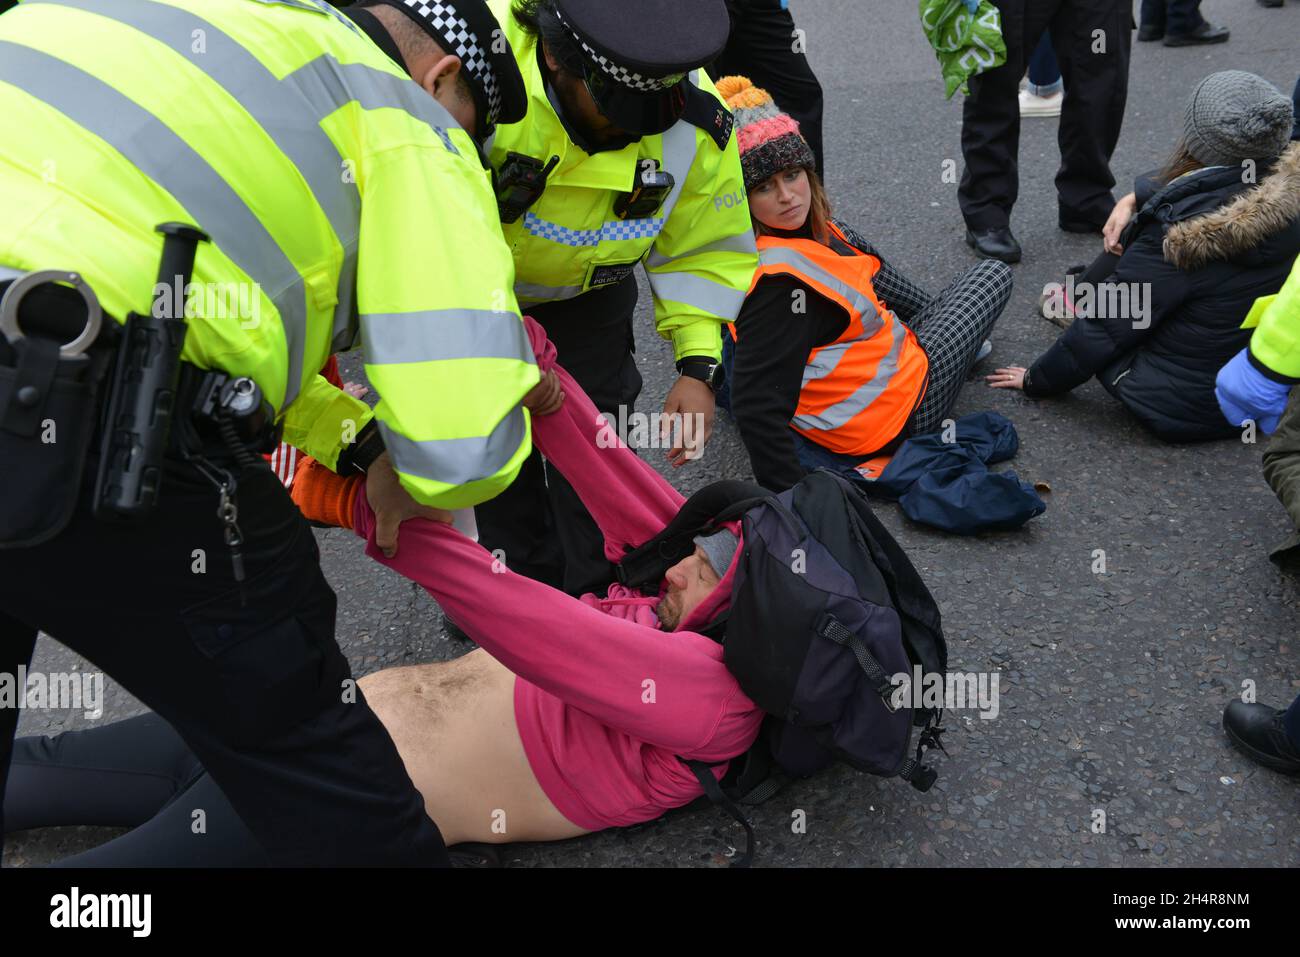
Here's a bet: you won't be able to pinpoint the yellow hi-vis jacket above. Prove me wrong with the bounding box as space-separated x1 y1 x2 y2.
1244 254 1300 383
487 0 757 363
0 0 538 509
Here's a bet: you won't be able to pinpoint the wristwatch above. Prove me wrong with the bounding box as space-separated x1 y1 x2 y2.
675 355 722 391
336 419 386 475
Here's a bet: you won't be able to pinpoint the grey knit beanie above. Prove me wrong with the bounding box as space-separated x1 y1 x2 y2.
693 528 740 579
1183 70 1294 167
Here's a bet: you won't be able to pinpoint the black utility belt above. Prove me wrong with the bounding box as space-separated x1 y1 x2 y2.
0 225 281 552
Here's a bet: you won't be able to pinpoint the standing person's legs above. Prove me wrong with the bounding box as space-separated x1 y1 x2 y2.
1027 32 1063 95
711 0 826 178
909 260 1014 435
478 277 643 597
1050 0 1130 229
959 0 1057 231
1164 0 1204 36
535 276 643 597
0 455 449 866
1137 0 1166 33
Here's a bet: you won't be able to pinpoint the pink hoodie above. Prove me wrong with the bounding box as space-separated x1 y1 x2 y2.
350 319 764 831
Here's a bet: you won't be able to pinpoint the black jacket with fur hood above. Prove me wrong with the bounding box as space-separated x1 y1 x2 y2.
1025 142 1300 442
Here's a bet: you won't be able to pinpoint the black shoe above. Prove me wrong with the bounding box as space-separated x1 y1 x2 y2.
1059 216 1104 235
1257 0 1283 8
965 227 1022 264
1223 701 1300 774
1137 23 1164 40
1164 21 1230 45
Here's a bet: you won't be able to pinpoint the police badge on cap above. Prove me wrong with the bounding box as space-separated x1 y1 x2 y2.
549 0 732 139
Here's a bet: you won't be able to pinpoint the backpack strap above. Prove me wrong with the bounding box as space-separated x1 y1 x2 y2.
681 758 755 868
898 718 946 792
820 615 899 711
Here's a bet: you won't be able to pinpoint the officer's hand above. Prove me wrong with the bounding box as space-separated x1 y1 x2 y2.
661 375 715 468
523 369 565 416
1216 347 1290 434
365 451 452 558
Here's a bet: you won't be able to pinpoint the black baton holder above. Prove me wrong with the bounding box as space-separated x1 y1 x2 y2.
93 222 208 522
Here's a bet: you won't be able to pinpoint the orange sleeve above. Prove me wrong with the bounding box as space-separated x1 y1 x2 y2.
290 456 362 530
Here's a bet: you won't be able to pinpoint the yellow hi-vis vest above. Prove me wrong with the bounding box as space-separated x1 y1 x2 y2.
486 0 757 363
1244 254 1300 383
0 0 538 509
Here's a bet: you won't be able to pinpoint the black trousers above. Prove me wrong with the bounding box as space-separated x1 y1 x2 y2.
6 713 261 866
1138 0 1205 36
712 0 826 179
0 449 449 866
475 276 642 597
959 0 1133 231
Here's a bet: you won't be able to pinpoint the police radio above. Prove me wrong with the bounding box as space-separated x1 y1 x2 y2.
614 159 674 220
494 152 559 223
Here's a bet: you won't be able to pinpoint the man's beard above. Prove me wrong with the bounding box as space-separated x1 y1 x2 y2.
655 596 679 631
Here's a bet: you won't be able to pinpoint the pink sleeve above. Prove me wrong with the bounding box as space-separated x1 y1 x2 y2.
353 496 750 755
523 316 684 560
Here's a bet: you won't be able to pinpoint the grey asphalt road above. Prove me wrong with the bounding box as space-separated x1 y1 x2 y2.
7 0 1300 868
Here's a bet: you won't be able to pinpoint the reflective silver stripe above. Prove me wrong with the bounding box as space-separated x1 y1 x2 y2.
793 318 909 433
286 56 461 153
802 339 852 386
381 405 528 486
644 230 755 269
0 266 26 283
0 40 311 406
31 0 364 366
515 281 585 302
361 308 534 366
653 89 702 227
758 246 882 332
646 269 745 319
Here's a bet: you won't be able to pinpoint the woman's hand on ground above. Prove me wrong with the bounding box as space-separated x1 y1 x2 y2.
1102 192 1137 255
986 366 1027 390
365 451 452 558
522 370 565 416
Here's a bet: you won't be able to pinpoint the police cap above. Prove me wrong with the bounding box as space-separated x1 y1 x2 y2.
550 0 731 136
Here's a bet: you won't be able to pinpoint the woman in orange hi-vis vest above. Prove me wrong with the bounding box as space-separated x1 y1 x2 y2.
716 77 1014 492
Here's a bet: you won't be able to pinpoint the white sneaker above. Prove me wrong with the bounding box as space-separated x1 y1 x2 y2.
1018 88 1063 118
974 339 993 364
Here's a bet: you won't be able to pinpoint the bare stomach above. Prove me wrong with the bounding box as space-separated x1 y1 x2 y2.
357 650 591 847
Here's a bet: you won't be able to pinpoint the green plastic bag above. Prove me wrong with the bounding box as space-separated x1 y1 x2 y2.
919 0 1007 99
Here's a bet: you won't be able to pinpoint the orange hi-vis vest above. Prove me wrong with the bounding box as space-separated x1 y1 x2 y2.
746 223 930 458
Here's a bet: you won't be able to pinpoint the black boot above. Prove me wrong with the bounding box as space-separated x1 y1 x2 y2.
1137 23 1164 41
1223 701 1300 774
1164 21 1230 46
965 226 1022 264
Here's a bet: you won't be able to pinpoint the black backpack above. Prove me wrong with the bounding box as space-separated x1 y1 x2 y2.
617 470 948 866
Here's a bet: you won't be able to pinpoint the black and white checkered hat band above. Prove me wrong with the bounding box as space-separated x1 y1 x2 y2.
399 0 502 125
553 6 684 93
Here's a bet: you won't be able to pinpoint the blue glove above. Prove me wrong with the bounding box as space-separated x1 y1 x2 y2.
961 0 980 11
1215 347 1291 434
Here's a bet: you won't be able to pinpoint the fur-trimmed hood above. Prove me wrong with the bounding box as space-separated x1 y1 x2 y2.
1164 142 1300 270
